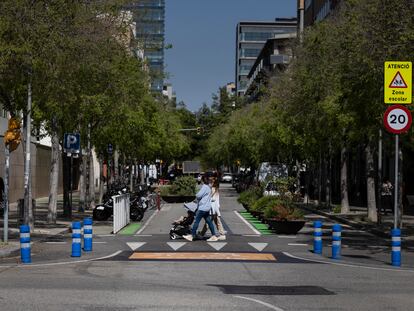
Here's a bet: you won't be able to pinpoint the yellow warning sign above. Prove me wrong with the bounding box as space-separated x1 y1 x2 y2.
384 61 412 104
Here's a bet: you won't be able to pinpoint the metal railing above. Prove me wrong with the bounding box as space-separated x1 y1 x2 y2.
113 194 130 234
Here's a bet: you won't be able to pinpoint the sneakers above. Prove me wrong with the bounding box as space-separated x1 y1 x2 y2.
207 235 219 242
218 235 226 241
182 234 193 241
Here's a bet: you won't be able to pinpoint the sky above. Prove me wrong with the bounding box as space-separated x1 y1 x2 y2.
164 0 297 111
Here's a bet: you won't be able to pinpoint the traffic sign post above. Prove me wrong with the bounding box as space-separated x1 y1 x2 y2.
384 61 412 104
383 105 412 229
63 133 80 214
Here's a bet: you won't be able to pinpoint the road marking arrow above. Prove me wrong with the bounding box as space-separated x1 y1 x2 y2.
126 242 146 251
248 243 268 252
207 242 227 251
167 242 186 251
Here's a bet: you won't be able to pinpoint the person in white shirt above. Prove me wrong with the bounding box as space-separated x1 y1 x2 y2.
200 178 226 240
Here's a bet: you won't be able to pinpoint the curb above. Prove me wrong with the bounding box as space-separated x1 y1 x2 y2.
0 244 20 258
298 204 390 239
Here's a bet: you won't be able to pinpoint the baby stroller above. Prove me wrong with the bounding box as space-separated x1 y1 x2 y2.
169 201 197 240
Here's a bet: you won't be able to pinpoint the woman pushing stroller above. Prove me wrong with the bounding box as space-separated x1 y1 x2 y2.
183 175 219 242
199 178 226 240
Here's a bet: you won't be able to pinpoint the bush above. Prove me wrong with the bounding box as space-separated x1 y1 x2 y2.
161 176 197 196
251 196 281 213
238 186 262 208
264 201 304 221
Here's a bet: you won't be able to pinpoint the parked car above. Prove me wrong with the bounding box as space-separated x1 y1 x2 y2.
221 173 233 183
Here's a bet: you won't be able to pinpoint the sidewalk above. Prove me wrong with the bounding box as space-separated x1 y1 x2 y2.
0 192 95 258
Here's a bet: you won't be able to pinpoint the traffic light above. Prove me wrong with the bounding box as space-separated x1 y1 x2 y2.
4 117 21 152
196 127 203 135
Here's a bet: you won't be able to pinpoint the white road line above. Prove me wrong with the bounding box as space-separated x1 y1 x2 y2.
136 210 159 235
243 234 261 237
15 250 123 268
96 234 114 237
234 211 261 235
277 235 297 239
288 243 308 246
135 234 153 237
92 242 107 244
45 242 67 244
234 296 284 311
282 252 414 273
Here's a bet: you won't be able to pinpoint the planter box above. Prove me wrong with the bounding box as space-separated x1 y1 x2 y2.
161 195 196 203
267 219 306 234
242 203 250 211
250 210 264 218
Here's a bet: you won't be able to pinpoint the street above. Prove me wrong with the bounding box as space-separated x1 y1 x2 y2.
1 184 413 311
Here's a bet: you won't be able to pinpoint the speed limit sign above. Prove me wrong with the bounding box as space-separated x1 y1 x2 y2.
383 105 412 134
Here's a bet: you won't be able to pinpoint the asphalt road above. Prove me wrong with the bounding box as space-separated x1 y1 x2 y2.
0 184 413 310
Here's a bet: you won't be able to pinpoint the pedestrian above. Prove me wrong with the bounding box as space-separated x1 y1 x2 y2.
381 178 393 215
183 175 219 242
199 178 226 240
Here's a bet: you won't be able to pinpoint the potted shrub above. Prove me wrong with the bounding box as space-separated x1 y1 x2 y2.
251 196 281 221
264 200 306 234
238 186 262 211
160 176 197 203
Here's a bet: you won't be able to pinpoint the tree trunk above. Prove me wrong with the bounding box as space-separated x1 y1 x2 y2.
23 82 33 229
377 130 383 224
318 150 322 205
140 165 145 185
366 144 377 222
98 157 104 203
114 150 119 181
78 152 86 212
324 152 332 207
89 151 95 209
130 160 134 192
62 151 71 218
47 119 59 224
341 146 350 213
3 146 10 243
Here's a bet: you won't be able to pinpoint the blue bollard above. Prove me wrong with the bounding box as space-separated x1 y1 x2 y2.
83 218 93 252
71 222 82 257
313 221 323 254
20 225 31 264
332 224 342 259
391 228 401 267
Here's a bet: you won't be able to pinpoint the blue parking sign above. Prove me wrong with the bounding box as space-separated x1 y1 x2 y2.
64 133 80 153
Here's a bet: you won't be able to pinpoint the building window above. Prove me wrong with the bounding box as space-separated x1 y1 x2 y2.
316 0 331 22
242 32 273 42
240 48 261 58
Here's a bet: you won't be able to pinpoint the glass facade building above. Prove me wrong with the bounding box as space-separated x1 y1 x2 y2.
126 0 165 92
235 19 297 97
303 0 341 27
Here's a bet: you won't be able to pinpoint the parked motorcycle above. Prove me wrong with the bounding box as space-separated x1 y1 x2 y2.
93 186 127 221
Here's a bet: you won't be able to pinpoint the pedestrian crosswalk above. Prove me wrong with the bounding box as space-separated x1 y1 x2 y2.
126 241 270 253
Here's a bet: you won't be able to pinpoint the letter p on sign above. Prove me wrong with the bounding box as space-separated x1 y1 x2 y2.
64 133 80 153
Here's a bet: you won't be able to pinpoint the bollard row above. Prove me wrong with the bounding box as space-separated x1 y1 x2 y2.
19 218 94 264
72 218 94 257
313 220 402 267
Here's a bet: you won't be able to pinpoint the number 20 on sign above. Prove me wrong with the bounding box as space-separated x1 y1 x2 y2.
384 61 412 104
383 105 412 134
